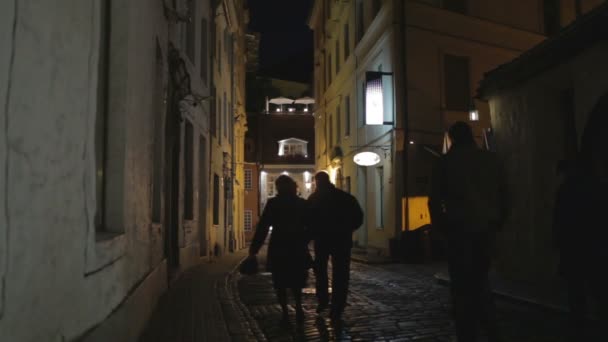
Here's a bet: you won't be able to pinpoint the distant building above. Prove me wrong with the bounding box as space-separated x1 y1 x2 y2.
478 2 608 287
244 96 316 242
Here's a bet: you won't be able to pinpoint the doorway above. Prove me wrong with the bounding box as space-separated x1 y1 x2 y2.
198 136 208 257
357 166 368 247
163 81 181 278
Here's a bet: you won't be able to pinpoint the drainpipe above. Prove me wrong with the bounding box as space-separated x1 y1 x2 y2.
400 0 410 236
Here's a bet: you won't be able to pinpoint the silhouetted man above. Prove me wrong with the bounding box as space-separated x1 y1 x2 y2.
307 171 363 321
428 121 509 342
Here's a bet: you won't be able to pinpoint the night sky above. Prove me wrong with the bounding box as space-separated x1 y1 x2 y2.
247 0 314 83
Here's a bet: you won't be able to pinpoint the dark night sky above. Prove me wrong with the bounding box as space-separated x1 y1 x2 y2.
247 0 314 83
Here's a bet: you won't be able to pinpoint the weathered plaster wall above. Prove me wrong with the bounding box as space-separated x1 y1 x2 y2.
489 42 608 282
0 0 16 321
0 0 168 340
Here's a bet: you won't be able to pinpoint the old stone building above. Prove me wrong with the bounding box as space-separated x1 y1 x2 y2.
0 0 247 340
478 1 608 293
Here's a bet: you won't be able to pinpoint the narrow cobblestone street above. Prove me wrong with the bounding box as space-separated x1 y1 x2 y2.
235 250 603 342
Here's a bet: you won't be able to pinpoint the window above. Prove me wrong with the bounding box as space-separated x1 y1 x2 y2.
344 24 350 59
213 174 220 225
185 0 195 63
375 166 384 228
327 54 332 86
218 94 222 144
95 0 111 231
345 95 351 136
278 139 308 157
359 81 365 127
344 176 351 194
544 0 561 35
336 105 341 144
223 92 227 139
329 114 333 148
244 210 253 231
152 40 163 223
211 87 217 137
267 176 275 197
356 0 364 42
184 122 194 219
442 0 467 14
443 54 470 111
200 18 208 84
335 40 340 74
244 168 253 190
218 36 221 73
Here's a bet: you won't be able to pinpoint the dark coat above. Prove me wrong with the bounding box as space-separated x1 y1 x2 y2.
249 194 310 289
428 145 509 233
307 185 364 249
553 171 608 277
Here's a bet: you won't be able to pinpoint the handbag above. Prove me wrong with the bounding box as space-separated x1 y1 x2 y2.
239 255 259 275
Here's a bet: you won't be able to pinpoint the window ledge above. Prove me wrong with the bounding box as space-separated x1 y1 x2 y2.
85 231 126 276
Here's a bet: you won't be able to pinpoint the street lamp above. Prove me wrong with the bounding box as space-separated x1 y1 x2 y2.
353 151 382 166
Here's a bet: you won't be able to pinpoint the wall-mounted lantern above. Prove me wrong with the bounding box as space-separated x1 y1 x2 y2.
365 71 394 125
469 100 479 122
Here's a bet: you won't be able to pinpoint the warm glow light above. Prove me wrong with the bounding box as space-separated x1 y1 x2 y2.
353 151 381 166
276 108 281 112
282 171 288 175
469 109 479 121
304 108 309 112
409 140 414 145
305 182 312 190
288 107 295 112
366 74 384 125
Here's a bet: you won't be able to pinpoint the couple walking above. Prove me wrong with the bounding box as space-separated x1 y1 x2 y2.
248 171 364 325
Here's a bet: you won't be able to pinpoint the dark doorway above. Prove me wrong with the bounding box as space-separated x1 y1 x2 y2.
198 136 208 257
163 78 181 279
580 93 608 168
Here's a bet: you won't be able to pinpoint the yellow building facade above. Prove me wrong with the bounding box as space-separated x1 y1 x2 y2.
308 0 580 259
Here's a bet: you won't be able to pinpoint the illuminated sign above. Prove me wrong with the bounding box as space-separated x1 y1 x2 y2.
353 151 381 166
365 72 384 125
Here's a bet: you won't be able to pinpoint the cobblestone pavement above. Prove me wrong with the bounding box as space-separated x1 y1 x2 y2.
236 251 604 342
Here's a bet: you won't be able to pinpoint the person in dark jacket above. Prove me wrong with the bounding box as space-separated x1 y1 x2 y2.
428 121 509 342
307 171 364 322
553 153 608 340
249 175 310 325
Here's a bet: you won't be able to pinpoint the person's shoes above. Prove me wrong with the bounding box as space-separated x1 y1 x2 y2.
316 303 328 314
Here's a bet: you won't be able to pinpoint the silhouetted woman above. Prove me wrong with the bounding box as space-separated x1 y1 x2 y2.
249 175 310 325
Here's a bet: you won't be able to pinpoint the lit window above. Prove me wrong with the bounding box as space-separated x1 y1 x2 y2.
278 138 308 157
244 168 253 190
244 210 253 231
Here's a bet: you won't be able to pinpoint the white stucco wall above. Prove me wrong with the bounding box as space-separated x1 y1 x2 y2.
0 0 170 340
